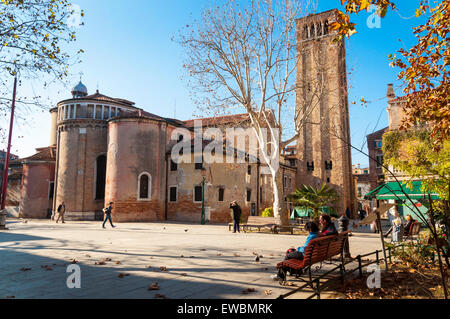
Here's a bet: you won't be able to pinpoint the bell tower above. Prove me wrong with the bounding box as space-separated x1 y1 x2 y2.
295 9 355 216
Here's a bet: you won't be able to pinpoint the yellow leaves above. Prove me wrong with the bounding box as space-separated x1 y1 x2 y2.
415 9 423 18
360 0 371 12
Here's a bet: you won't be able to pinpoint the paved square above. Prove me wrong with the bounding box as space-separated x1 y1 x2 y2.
0 219 383 299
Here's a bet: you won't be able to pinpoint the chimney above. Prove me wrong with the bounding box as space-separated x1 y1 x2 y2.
387 83 395 99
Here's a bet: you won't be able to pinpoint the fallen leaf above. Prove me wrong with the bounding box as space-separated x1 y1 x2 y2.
71 259 78 264
20 268 31 272
180 273 187 276
104 258 112 262
264 289 272 295
233 253 240 257
41 265 53 271
118 273 129 278
95 261 106 265
155 294 167 299
115 261 121 265
160 266 168 272
148 283 160 291
242 288 256 294
145 265 152 269
217 253 222 256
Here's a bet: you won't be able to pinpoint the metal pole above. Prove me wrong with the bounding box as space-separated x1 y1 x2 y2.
0 72 18 230
357 255 362 278
201 177 205 225
377 211 389 271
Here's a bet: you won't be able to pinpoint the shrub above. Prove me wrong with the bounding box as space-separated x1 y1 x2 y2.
261 207 274 217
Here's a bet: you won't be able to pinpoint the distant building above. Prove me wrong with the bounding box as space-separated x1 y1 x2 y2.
366 127 389 191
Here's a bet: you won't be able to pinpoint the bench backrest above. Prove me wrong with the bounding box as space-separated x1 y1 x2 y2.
409 222 421 236
247 216 281 225
302 231 350 266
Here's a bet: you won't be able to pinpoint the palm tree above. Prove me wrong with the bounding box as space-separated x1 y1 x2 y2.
289 184 340 220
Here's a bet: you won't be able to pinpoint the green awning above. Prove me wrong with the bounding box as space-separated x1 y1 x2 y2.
364 184 385 200
376 181 440 200
291 207 312 218
290 206 338 219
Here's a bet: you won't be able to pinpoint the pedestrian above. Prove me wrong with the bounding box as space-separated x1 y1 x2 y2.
56 201 66 224
102 202 116 229
230 201 241 233
319 213 338 236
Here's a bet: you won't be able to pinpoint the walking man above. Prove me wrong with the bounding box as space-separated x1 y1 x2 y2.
230 201 241 233
102 202 116 229
56 201 66 224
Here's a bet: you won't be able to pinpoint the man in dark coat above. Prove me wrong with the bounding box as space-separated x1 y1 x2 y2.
230 201 242 233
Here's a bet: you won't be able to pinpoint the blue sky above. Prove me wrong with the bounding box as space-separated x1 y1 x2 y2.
1 0 429 167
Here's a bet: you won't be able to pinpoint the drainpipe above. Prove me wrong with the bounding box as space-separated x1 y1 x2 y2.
256 161 260 215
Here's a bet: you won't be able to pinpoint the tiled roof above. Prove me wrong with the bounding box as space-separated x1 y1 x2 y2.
20 146 56 162
83 92 135 106
184 113 251 128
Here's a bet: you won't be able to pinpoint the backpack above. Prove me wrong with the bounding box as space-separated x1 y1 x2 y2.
57 204 62 213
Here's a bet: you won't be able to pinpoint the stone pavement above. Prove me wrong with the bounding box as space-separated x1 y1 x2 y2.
0 219 384 299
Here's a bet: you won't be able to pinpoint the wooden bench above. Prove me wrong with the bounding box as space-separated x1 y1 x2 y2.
276 231 351 284
405 221 421 241
242 216 281 234
228 217 307 234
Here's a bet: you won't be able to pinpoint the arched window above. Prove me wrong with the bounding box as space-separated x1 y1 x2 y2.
317 22 323 36
324 20 329 35
303 25 309 39
311 24 316 38
138 172 151 200
95 154 107 200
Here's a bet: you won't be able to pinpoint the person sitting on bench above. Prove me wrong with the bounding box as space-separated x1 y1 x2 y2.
319 213 338 236
284 222 320 261
404 215 415 237
272 222 320 280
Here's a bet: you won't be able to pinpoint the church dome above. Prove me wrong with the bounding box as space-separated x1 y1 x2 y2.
71 81 88 98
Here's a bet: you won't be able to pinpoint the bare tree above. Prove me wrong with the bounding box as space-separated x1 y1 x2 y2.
0 0 84 141
177 0 333 226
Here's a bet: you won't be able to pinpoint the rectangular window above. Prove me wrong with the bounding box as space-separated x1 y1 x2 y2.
376 155 384 168
170 160 178 171
247 165 252 175
195 162 203 170
194 186 203 202
218 188 225 202
169 186 177 202
246 189 252 202
260 187 263 204
374 140 382 149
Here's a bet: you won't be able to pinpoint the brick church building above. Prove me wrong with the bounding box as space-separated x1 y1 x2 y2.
7 10 355 222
